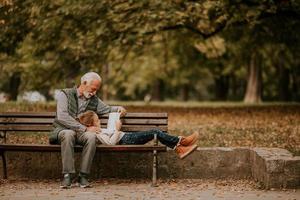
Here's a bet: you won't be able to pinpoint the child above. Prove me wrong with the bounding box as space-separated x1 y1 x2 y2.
78 111 199 159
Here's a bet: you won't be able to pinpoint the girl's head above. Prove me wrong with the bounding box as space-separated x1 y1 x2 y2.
78 111 100 127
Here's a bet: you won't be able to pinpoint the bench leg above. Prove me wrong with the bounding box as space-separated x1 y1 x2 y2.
4 131 7 143
0 131 7 143
152 134 158 187
152 149 158 187
1 151 7 179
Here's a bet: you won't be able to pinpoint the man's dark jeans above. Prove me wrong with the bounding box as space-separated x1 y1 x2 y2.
119 129 179 149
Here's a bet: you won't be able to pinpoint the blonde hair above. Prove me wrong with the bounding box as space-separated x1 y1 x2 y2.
78 111 98 127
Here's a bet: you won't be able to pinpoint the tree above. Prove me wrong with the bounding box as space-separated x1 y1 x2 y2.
1 0 300 102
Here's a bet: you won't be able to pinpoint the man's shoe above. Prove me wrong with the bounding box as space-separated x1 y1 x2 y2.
180 132 199 146
78 172 91 188
175 144 198 159
60 173 72 189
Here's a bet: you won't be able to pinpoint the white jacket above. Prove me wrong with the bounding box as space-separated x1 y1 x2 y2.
96 128 125 145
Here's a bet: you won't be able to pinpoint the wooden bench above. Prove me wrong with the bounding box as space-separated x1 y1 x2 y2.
0 112 168 186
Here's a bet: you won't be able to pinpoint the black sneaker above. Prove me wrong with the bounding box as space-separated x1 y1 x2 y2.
60 173 72 189
78 172 91 188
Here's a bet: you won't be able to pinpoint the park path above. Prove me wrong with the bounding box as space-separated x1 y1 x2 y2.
0 179 299 200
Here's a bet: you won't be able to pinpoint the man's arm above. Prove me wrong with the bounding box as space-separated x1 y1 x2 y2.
56 91 87 133
96 98 126 116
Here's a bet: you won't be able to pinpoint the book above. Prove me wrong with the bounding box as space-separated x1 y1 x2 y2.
106 112 121 132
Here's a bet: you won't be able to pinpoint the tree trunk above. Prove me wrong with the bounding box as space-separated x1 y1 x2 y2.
64 62 81 88
180 84 189 101
215 75 229 101
151 79 164 101
276 51 291 101
244 52 262 103
291 64 300 101
278 65 290 101
8 72 21 101
231 74 237 97
101 63 109 101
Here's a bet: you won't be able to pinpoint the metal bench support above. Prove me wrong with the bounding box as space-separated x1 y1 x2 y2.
1 151 7 179
152 133 158 187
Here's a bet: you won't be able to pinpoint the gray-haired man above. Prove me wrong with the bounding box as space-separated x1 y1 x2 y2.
49 72 126 188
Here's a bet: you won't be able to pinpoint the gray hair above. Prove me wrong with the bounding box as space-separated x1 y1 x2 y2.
81 72 102 85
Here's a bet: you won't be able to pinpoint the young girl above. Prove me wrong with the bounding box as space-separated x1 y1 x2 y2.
78 111 199 159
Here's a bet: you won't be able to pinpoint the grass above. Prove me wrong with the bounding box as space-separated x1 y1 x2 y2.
1 101 299 111
1 101 299 156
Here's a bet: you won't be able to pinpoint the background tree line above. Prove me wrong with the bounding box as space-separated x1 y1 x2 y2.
0 0 300 103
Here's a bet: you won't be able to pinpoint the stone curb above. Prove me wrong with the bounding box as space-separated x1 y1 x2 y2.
0 147 299 188
250 147 300 189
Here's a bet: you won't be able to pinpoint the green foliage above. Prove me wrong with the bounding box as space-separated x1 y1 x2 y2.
0 0 299 101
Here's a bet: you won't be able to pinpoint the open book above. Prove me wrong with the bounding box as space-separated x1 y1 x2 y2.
106 112 121 132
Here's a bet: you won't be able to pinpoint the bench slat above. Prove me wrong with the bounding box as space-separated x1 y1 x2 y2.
121 126 167 132
106 119 167 125
0 125 168 132
0 112 168 118
0 118 167 125
0 118 54 124
0 112 56 117
0 144 167 152
0 125 53 131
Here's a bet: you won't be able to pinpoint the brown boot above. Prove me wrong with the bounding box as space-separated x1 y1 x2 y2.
180 132 199 146
175 144 198 159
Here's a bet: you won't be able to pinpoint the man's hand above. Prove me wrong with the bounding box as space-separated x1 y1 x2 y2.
117 106 127 117
115 120 122 131
87 126 101 133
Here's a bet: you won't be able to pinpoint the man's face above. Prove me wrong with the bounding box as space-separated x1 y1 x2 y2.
83 79 101 99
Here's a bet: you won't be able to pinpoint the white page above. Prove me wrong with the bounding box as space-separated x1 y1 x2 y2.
106 112 121 132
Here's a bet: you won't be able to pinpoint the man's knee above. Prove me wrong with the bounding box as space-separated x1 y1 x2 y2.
84 132 97 144
59 130 76 143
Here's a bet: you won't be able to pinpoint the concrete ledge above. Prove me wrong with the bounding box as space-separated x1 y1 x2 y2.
0 147 299 188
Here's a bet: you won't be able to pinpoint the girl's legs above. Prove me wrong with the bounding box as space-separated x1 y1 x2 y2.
119 129 180 149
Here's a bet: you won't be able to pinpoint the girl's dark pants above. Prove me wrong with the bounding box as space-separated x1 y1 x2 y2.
119 129 179 149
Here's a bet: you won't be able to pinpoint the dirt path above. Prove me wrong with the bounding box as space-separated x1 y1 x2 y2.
0 179 299 200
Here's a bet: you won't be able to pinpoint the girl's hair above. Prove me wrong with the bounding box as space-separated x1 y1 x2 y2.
78 111 98 127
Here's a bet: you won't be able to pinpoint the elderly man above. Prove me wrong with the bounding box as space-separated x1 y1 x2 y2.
49 72 126 189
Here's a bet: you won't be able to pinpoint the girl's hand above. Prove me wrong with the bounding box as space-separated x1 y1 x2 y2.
115 120 122 131
117 107 127 117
